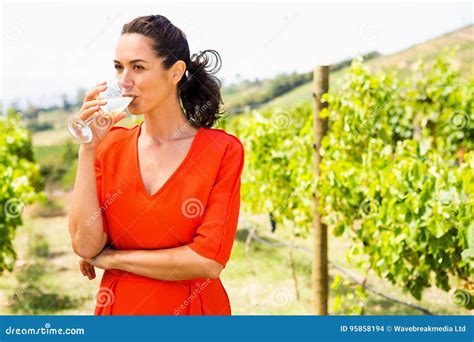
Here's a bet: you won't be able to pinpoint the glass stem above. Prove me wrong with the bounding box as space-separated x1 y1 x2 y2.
84 112 102 125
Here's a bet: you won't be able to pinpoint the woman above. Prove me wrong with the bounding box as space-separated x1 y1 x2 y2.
68 14 244 315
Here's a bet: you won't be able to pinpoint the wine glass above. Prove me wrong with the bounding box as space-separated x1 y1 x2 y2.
67 80 133 143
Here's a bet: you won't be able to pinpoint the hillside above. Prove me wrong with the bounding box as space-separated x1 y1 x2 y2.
248 24 474 111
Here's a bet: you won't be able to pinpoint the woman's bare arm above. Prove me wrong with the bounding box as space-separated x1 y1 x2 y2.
87 245 224 281
68 83 127 259
68 147 107 259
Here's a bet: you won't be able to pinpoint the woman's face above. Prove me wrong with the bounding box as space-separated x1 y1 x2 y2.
114 33 181 115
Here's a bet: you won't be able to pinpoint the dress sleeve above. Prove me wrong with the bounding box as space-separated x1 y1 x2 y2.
187 138 245 268
94 154 109 237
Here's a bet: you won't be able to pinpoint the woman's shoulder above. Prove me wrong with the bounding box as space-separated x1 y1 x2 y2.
201 128 245 172
95 123 140 160
202 127 244 155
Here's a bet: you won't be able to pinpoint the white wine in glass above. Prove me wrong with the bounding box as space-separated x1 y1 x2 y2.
67 80 133 143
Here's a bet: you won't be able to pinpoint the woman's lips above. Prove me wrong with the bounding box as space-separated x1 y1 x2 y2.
124 96 138 104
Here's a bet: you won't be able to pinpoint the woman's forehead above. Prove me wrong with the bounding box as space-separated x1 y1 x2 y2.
115 33 155 61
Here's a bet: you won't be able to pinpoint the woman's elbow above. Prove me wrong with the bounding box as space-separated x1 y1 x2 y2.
204 261 224 279
185 246 224 279
69 220 106 259
69 231 105 259
71 242 100 259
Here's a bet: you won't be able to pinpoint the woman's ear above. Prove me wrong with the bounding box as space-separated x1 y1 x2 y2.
170 60 186 85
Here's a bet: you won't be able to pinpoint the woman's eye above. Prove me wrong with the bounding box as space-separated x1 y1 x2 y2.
114 65 143 71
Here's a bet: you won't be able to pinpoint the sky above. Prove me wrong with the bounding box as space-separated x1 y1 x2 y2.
1 0 473 109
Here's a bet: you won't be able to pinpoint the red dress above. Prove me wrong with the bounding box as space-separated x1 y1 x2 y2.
92 122 244 315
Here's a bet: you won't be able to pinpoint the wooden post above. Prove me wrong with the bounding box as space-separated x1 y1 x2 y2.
312 66 329 315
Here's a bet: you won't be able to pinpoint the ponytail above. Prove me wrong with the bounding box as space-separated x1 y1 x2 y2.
178 50 224 128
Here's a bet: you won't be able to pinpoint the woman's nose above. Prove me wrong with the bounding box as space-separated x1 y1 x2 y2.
119 81 133 91
118 76 133 92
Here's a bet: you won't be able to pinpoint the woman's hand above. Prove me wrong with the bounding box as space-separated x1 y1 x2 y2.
79 259 96 280
85 248 118 270
76 81 128 152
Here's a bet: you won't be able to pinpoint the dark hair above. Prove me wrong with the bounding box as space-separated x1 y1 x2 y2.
122 15 224 128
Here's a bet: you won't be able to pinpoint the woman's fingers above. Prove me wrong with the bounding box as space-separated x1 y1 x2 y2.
79 260 96 280
85 265 93 280
84 261 94 279
81 99 108 111
80 260 89 277
79 261 86 276
78 105 103 122
84 84 108 102
89 266 96 280
81 106 126 128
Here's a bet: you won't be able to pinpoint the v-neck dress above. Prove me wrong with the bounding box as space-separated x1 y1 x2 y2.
92 122 244 315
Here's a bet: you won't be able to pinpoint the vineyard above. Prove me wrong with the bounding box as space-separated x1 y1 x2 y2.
222 50 473 311
0 110 45 273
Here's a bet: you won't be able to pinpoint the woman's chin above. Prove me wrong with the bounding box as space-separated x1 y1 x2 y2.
127 104 141 115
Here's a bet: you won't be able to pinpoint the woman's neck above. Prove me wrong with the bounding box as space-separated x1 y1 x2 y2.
140 96 196 144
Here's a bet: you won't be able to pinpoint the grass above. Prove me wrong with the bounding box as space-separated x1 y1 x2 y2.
32 128 73 146
32 141 79 190
225 224 471 315
33 144 69 164
0 216 99 315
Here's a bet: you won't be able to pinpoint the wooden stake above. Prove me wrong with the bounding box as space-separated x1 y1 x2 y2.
312 66 329 315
